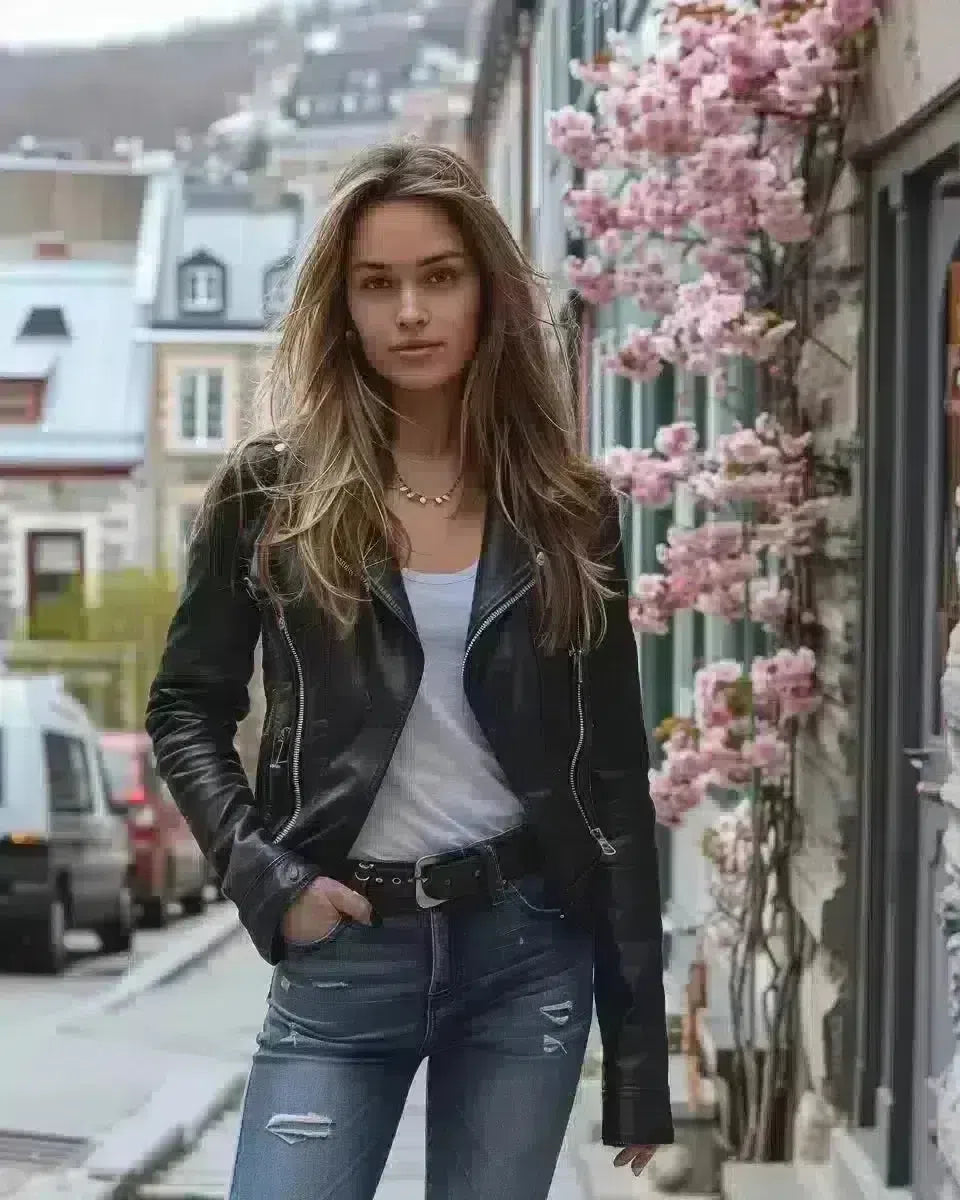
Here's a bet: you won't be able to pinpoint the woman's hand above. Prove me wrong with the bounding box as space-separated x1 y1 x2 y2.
282 876 374 943
613 1145 658 1176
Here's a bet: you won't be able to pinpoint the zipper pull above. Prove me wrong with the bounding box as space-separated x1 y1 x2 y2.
270 726 290 769
593 829 617 856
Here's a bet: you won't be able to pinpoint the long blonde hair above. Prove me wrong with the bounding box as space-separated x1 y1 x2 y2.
208 141 614 651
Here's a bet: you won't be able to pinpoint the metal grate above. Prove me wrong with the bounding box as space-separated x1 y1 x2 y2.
0 1131 89 1171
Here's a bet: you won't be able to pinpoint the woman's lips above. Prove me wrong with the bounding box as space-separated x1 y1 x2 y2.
392 343 443 361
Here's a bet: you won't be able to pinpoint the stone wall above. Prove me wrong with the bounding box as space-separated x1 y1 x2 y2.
853 0 959 151
791 162 866 1142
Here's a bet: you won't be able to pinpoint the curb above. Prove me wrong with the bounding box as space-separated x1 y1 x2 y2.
83 1063 247 1198
31 907 242 1039
7 1065 246 1200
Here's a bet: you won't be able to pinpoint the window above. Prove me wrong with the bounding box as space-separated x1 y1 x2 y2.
936 255 960 729
177 253 226 317
43 733 94 814
18 306 69 339
34 238 69 260
0 377 45 423
177 369 225 446
314 94 338 116
27 531 84 639
182 267 222 313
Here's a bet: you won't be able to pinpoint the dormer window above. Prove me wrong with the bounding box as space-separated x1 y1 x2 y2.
178 251 226 317
19 306 70 339
263 256 294 322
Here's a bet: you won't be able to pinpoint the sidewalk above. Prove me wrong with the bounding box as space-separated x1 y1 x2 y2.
132 936 669 1200
136 935 595 1199
2 927 672 1199
0 911 246 1200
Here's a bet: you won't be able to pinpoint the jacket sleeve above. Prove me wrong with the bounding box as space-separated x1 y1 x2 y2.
587 491 674 1148
144 467 322 964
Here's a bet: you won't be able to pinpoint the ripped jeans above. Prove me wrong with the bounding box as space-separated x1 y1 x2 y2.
227 873 594 1200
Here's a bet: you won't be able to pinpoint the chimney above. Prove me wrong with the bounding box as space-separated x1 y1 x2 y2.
33 233 70 260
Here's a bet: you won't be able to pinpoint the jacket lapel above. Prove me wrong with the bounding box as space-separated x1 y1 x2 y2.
466 495 536 647
364 496 537 646
365 544 418 637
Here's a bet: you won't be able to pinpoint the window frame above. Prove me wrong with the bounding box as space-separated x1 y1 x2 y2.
177 253 227 318
175 367 226 450
0 376 45 424
43 731 95 815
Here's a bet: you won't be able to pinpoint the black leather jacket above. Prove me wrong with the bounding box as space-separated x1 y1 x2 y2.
145 444 673 1148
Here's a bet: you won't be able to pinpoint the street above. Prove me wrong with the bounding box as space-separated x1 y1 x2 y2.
0 894 223 1035
0 901 664 1200
0 895 239 1199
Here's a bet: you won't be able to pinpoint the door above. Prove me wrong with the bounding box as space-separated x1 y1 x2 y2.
910 171 960 1200
27 531 84 640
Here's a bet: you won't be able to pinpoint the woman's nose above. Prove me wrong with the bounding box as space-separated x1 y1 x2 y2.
396 284 428 328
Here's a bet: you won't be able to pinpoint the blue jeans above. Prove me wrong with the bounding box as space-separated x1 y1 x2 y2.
228 872 594 1200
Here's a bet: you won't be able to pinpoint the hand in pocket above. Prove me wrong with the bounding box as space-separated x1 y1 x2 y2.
282 876 373 943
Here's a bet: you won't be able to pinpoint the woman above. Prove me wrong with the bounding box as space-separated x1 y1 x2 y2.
146 142 672 1200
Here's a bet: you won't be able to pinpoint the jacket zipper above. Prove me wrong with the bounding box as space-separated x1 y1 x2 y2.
571 648 617 857
272 609 306 845
270 725 290 768
461 577 536 683
243 571 304 844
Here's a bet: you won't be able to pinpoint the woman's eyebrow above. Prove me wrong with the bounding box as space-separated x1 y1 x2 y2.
351 251 466 271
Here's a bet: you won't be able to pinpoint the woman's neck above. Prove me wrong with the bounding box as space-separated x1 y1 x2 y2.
391 383 461 461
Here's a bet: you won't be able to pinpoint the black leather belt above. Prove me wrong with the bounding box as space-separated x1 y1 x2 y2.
342 826 541 917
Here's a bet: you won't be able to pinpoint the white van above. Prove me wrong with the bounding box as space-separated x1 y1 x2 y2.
0 673 135 973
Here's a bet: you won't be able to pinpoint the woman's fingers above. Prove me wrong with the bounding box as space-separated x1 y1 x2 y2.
322 878 374 924
613 1145 657 1175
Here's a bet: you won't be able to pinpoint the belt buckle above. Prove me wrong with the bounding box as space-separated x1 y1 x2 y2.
414 851 452 909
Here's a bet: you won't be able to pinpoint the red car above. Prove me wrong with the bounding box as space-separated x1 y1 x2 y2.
99 732 208 928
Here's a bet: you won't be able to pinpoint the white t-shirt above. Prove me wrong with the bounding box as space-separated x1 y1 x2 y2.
349 561 524 861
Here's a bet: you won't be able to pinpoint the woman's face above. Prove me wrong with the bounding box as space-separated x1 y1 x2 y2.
346 199 482 396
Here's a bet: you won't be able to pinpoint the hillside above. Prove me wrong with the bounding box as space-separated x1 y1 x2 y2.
0 14 280 157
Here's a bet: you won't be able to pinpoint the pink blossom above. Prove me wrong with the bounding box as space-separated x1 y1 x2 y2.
629 576 674 635
752 648 820 721
694 660 743 729
649 770 705 826
564 256 617 305
749 579 792 629
654 421 698 459
604 327 664 382
742 731 790 780
826 0 877 37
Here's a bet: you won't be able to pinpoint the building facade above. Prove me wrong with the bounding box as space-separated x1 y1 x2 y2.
837 4 960 1198
469 2 960 1198
265 0 478 211
140 174 302 582
0 155 172 644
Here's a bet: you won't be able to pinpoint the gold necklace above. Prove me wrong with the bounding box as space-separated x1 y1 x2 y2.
394 467 462 506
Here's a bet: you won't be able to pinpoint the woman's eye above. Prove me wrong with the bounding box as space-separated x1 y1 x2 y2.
427 269 457 285
362 277 391 290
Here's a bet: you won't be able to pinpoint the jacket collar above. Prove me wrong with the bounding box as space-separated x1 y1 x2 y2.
365 495 537 644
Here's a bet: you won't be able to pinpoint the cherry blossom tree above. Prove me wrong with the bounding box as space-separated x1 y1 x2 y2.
549 0 875 1162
